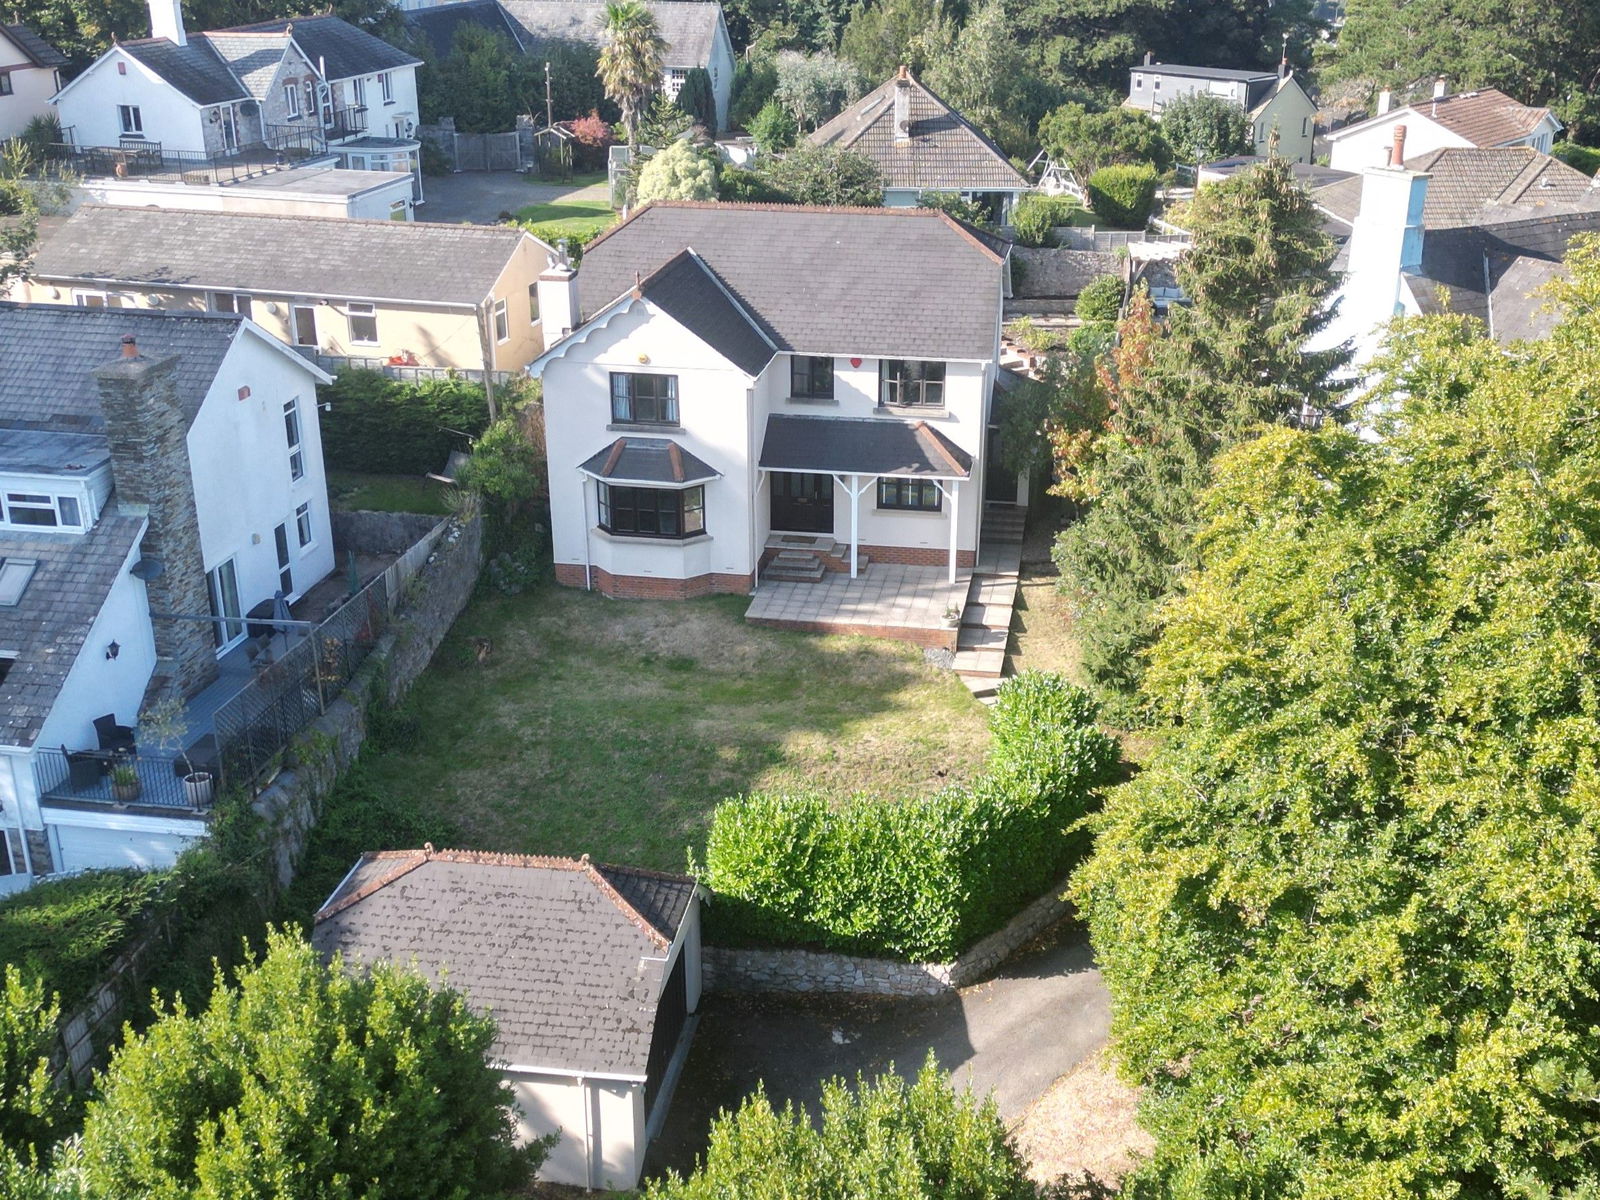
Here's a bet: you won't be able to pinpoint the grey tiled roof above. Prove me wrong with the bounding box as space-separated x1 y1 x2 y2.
637 249 775 375
498 0 721 68
578 203 1005 360
1314 148 1600 229
312 850 698 1077
34 207 542 307
0 509 146 749
403 0 527 59
811 72 1027 193
1488 255 1568 343
0 430 109 475
1331 88 1555 150
2 23 67 68
1134 62 1278 83
578 437 719 484
0 302 240 432
1410 209 1600 329
759 414 972 477
119 37 249 105
215 15 421 80
203 32 294 101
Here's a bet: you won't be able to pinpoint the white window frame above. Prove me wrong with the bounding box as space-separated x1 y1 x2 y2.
1 492 81 530
291 303 318 347
347 302 379 345
118 104 142 135
73 290 121 308
284 397 305 482
352 76 366 108
209 291 252 317
296 501 313 548
493 299 509 343
378 71 393 103
283 82 300 118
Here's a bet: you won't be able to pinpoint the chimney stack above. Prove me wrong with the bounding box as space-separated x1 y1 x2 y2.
893 65 911 144
1377 89 1392 116
148 0 186 45
1143 50 1154 66
1391 122 1407 167
1433 77 1447 99
93 338 217 700
536 243 580 342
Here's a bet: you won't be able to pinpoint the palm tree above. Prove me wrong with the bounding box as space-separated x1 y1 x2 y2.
596 0 665 150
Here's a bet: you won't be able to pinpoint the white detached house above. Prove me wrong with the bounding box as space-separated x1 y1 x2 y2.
530 203 1015 600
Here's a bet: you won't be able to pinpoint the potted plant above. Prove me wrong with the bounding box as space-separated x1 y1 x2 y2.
110 764 141 805
943 604 963 629
140 694 214 808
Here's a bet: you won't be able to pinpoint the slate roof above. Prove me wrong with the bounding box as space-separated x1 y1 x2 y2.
118 37 249 105
1489 255 1569 343
578 437 719 484
759 414 972 477
635 249 775 375
1329 88 1556 148
403 0 526 58
2 23 67 68
811 70 1027 193
0 430 109 475
0 302 240 432
498 0 721 68
1408 210 1600 332
203 31 295 100
312 849 698 1077
33 207 542 307
0 511 147 749
214 15 421 80
578 203 1005 361
1314 148 1600 229
1133 62 1279 83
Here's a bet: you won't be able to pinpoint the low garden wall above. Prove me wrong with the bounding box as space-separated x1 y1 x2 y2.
703 872 1077 998
332 510 444 556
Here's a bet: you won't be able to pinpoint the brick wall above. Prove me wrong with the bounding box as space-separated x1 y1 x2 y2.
744 615 957 651
553 563 755 600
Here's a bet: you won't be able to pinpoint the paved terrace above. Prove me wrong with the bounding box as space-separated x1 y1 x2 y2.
747 565 971 650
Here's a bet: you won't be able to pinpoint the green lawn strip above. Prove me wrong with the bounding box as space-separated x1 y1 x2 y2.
510 198 615 237
326 469 451 516
343 587 990 875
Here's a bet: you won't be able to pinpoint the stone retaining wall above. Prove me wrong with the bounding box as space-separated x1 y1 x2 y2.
703 869 1077 997
331 509 444 556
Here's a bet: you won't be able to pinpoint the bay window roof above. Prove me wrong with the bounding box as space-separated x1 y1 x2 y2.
578 437 719 486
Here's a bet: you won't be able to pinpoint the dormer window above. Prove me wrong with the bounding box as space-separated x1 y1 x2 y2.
1 492 81 529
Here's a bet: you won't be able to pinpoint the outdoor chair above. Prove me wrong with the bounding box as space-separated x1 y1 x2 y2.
93 713 136 756
61 745 103 791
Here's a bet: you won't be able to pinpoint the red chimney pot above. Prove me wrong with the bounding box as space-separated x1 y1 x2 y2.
119 334 139 359
1391 123 1407 167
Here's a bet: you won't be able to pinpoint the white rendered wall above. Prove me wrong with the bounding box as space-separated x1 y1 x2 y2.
1328 113 1470 171
79 173 413 219
55 48 206 152
46 813 202 874
511 1073 646 1190
708 20 735 132
0 36 59 141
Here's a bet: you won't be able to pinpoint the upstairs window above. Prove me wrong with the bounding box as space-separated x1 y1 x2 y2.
790 356 833 400
296 501 313 547
493 299 509 343
598 484 704 538
610 373 678 425
348 302 378 345
0 75 13 98
2 493 80 529
209 291 252 318
118 104 143 135
282 83 300 118
284 397 305 482
528 282 540 324
378 72 393 103
879 360 946 409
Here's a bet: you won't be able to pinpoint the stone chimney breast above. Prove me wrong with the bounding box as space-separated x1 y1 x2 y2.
893 65 912 144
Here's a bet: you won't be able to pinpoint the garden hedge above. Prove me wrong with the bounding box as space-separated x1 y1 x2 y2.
0 868 166 1007
703 672 1120 961
1009 192 1081 247
317 370 492 475
1085 164 1158 228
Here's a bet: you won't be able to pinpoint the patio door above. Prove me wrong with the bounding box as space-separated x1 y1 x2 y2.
274 523 293 597
291 304 318 347
771 472 834 534
207 558 245 651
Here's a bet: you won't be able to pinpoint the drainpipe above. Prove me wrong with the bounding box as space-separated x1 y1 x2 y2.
580 1074 596 1190
580 473 594 591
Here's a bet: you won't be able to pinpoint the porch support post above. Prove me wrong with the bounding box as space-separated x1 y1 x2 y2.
850 474 860 579
947 479 960 584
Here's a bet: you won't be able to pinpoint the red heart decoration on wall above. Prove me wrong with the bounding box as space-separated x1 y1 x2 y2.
849 357 862 368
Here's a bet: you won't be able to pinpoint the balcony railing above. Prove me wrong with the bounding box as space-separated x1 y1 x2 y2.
52 140 323 185
35 747 213 814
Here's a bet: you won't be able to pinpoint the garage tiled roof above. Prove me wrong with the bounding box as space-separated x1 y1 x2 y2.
34 207 542 307
811 70 1027 193
578 203 1005 361
760 414 972 477
579 437 719 484
498 0 722 69
312 849 698 1077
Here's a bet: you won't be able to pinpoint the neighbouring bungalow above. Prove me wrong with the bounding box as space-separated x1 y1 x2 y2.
1325 81 1562 171
313 847 703 1192
0 23 67 140
24 205 554 375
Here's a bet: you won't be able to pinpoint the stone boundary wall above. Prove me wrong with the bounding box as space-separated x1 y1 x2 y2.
702 870 1077 998
332 509 443 556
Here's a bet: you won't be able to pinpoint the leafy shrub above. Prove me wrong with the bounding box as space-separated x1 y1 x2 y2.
675 66 717 131
318 370 491 475
919 190 996 229
644 1055 1034 1200
759 142 884 206
1553 140 1600 176
1010 192 1082 247
703 672 1119 960
730 56 779 128
0 869 165 1007
636 138 719 202
1085 164 1158 228
748 99 797 152
719 166 792 202
1075 273 1124 322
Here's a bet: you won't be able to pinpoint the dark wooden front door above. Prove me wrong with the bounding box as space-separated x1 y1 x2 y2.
771 472 834 533
985 427 1018 503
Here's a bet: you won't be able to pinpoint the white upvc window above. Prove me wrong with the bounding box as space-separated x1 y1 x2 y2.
352 76 366 108
347 302 378 344
209 291 252 317
493 299 509 343
283 82 300 117
296 501 313 547
0 492 82 530
118 104 142 135
284 397 305 482
378 72 393 103
73 290 122 308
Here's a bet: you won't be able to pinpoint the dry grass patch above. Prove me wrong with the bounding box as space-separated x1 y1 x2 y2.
1012 1050 1155 1192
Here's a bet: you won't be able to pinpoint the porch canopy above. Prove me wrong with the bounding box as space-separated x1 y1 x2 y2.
758 414 972 581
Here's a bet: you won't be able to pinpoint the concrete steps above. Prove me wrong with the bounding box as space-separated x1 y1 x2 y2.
762 534 871 582
982 505 1027 546
764 550 826 583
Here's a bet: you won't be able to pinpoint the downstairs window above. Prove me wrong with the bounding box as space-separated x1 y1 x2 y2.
598 484 705 538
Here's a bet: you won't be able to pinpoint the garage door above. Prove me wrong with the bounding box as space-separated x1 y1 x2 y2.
52 823 195 875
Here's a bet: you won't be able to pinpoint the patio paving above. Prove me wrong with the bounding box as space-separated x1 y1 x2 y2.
746 565 970 648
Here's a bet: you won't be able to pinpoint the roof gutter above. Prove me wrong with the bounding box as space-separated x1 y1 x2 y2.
37 274 482 310
498 1061 648 1084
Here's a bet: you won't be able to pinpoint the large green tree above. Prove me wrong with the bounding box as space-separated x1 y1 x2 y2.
646 1056 1034 1200
837 0 957 85
419 24 530 133
1157 90 1253 167
1052 157 1349 713
77 930 538 1199
1328 0 1600 139
925 0 1057 159
1075 240 1600 1196
772 49 864 132
1037 102 1172 176
597 0 666 149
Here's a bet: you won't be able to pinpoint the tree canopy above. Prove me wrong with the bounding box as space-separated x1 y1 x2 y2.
1157 91 1253 166
837 0 956 83
598 0 666 148
636 139 719 201
1075 238 1600 1196
1037 102 1172 176
773 49 864 131
759 141 884 205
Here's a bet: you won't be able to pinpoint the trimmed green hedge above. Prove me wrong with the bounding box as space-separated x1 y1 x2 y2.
1010 192 1082 248
0 869 166 1006
1086 164 1159 228
318 370 491 476
703 672 1119 960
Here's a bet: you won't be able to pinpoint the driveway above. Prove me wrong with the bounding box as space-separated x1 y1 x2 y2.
418 170 608 224
647 919 1109 1179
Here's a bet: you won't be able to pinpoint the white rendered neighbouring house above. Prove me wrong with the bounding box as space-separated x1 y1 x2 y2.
0 304 333 889
1125 56 1318 165
530 202 1019 600
0 23 67 141
51 0 426 201
1325 82 1562 172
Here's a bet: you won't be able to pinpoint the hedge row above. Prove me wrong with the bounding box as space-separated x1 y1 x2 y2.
1085 164 1159 229
0 868 167 1006
703 672 1120 961
318 369 492 476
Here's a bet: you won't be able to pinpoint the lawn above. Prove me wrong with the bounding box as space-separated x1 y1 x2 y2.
357 586 992 874
327 470 451 516
511 196 616 239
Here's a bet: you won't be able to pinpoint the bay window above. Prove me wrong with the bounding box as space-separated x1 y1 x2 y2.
597 483 705 538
